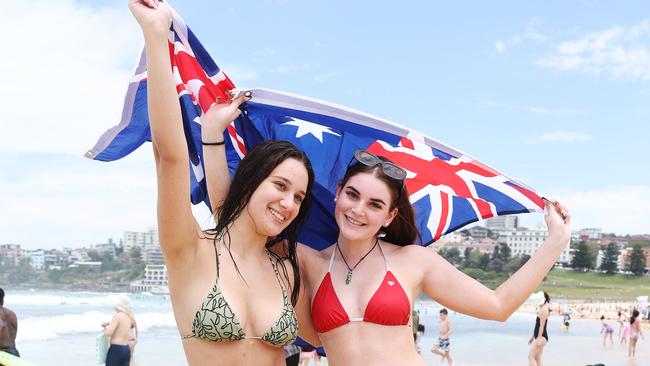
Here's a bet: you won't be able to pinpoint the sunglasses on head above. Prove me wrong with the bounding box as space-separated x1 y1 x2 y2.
348 149 407 182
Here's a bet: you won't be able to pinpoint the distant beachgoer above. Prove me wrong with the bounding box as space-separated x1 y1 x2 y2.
0 288 19 357
284 344 301 366
600 315 614 347
299 345 319 366
528 292 550 366
415 324 425 354
617 311 624 338
430 308 453 365
102 296 138 366
412 309 420 344
562 313 570 333
618 311 630 345
628 309 644 358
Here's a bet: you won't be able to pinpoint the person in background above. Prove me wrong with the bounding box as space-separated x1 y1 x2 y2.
430 308 453 365
411 309 420 343
628 309 644 359
616 311 625 340
299 345 319 366
415 324 425 354
600 315 614 348
284 344 301 366
561 312 570 333
0 288 19 358
102 296 138 366
528 292 550 366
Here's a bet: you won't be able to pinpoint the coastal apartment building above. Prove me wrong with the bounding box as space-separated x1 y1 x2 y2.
0 244 23 266
434 233 497 257
506 228 572 265
620 246 650 272
124 228 164 264
485 215 519 230
131 264 169 294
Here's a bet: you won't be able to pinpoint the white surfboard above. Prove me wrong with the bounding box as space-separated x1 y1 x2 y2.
95 333 110 365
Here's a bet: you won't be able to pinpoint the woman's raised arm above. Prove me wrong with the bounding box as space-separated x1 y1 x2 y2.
416 199 571 321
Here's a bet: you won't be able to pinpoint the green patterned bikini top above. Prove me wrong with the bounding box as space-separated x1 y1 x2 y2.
181 241 298 347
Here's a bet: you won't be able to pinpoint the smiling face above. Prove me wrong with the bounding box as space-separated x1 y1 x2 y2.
335 172 398 242
246 158 309 237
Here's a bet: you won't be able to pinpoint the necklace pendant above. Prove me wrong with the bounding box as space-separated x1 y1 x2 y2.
345 271 352 285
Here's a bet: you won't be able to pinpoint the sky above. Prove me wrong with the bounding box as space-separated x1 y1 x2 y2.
1 0 649 250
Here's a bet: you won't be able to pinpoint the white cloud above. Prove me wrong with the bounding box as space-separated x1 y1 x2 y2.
535 19 650 80
313 71 337 83
524 130 593 144
0 0 143 156
478 100 583 117
263 63 319 74
221 64 259 81
539 131 593 142
249 48 276 63
494 17 548 53
552 186 650 235
0 148 214 249
495 40 507 53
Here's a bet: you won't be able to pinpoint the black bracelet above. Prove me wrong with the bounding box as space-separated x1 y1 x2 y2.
202 140 226 146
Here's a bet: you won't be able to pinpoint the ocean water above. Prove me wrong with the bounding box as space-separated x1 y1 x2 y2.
4 290 647 365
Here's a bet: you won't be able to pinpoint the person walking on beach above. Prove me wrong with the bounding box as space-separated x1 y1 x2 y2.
619 311 630 345
528 292 550 366
600 315 614 348
430 308 453 365
102 296 138 366
0 288 19 358
628 309 644 358
562 312 570 333
412 309 420 343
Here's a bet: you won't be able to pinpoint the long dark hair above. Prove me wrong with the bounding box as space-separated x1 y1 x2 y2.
630 309 639 325
211 140 314 306
340 155 420 246
543 291 550 304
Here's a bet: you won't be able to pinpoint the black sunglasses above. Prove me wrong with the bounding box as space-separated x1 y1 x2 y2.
348 149 407 182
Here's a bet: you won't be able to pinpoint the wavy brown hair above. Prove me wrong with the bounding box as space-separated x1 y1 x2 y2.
210 140 314 305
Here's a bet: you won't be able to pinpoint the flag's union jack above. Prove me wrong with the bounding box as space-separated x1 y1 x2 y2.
87 3 544 249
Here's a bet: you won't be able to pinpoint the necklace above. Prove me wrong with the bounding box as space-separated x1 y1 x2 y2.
336 238 379 285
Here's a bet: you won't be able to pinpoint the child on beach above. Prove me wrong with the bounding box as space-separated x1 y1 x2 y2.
431 308 453 365
618 311 630 345
600 315 614 348
628 310 644 358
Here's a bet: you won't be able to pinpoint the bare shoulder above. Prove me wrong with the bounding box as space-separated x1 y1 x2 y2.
1 307 17 321
386 241 437 261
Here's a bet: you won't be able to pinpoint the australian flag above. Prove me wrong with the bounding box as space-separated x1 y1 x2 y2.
87 3 544 250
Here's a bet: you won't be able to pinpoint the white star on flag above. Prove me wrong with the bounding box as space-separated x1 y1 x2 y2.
282 118 340 143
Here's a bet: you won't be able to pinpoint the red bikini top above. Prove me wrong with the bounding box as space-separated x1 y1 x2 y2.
310 243 411 333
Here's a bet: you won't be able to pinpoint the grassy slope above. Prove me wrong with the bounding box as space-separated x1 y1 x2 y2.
537 268 650 301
